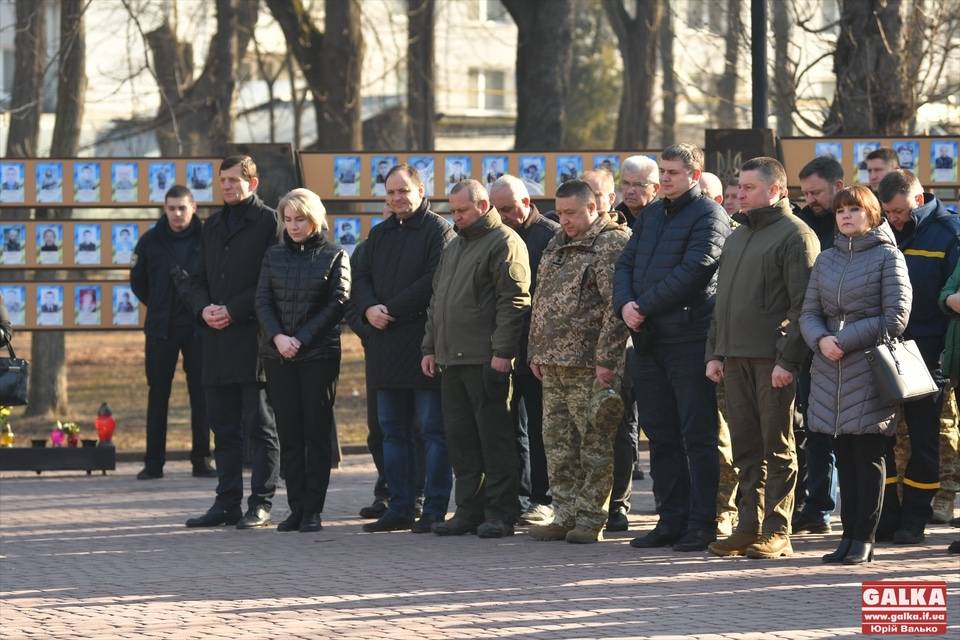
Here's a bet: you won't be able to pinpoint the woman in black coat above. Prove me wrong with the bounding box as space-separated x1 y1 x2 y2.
255 188 351 532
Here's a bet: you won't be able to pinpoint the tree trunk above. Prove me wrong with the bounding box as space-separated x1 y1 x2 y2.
5 0 45 158
825 0 916 135
659 2 675 146
28 0 87 417
772 0 794 136
407 0 435 150
502 0 573 150
603 0 663 148
715 0 741 128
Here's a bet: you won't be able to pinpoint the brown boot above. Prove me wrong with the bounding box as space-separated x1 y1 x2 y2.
530 522 573 541
565 526 603 544
708 530 759 557
745 532 794 559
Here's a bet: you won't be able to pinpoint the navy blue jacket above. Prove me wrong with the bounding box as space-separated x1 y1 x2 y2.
893 193 960 341
796 204 836 252
613 185 731 344
514 205 560 375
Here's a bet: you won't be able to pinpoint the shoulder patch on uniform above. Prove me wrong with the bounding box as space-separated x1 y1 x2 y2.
508 262 528 282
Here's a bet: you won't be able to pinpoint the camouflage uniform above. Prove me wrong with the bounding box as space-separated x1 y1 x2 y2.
716 379 739 536
529 214 631 532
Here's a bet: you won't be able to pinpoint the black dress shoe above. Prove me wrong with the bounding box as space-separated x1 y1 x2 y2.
277 511 302 532
412 514 443 533
892 528 925 545
137 468 163 480
477 519 514 538
948 540 960 553
432 515 480 536
191 460 217 478
362 512 415 533
359 499 388 519
842 540 874 564
236 505 271 529
630 524 684 548
299 512 322 532
822 538 853 563
792 514 832 534
185 505 242 527
673 528 716 552
605 510 629 532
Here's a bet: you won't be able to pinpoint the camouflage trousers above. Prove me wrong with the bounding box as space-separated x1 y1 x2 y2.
716 380 739 534
541 365 622 531
893 385 960 519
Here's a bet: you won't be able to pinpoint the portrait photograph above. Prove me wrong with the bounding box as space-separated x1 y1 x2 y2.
148 162 176 203
0 162 25 204
409 156 435 197
334 217 361 256
893 141 920 171
519 155 546 196
37 285 64 327
556 155 583 185
36 224 63 265
187 162 214 202
931 141 958 183
333 156 360 196
1 223 27 266
444 156 471 194
853 141 880 183
593 154 621 180
74 224 102 265
814 142 843 163
112 224 139 265
74 285 102 326
35 162 63 203
73 162 101 203
0 286 26 326
482 155 508 189
111 162 139 203
112 285 139 326
371 155 398 197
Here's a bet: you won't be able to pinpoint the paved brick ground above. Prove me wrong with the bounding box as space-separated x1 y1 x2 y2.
1 453 957 639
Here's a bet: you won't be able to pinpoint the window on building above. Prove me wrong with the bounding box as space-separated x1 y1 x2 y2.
468 68 506 111
468 0 510 24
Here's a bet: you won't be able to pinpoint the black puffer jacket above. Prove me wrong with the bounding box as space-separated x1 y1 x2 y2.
255 231 350 362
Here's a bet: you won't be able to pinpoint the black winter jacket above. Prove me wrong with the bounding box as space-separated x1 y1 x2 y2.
255 231 350 362
350 201 454 389
130 214 202 339
796 204 836 252
613 185 731 344
190 194 280 385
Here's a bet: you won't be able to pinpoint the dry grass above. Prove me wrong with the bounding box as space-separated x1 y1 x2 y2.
6 330 370 451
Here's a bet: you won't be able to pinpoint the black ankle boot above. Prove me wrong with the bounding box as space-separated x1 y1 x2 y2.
822 538 853 563
842 540 874 564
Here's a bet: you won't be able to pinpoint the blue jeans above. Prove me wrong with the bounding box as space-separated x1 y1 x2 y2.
378 389 451 519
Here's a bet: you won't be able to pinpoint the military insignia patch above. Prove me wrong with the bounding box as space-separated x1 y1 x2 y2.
508 262 527 282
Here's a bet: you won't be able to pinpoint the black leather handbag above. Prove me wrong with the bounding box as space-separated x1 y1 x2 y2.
864 330 938 403
0 341 29 406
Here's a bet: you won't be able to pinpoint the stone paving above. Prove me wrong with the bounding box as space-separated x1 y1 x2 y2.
1 453 958 639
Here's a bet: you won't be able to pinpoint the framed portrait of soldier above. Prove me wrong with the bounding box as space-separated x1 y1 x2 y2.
333 156 360 196
38 285 64 327
593 154 621 181
112 285 139 326
36 224 63 265
1 224 26 265
482 155 508 190
853 141 880 183
334 217 360 256
74 224 102 265
74 162 101 203
556 155 582 185
445 156 471 194
932 141 958 183
75 285 102 326
36 162 63 203
409 156 435 197
371 155 397 197
893 141 920 171
187 162 214 203
0 285 25 326
111 162 139 203
112 224 139 265
815 142 843 163
0 162 25 204
148 162 176 202
519 155 546 196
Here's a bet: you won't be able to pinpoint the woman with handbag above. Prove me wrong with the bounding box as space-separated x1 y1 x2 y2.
799 185 912 564
255 188 350 533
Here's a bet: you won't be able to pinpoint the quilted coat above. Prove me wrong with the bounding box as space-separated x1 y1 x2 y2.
799 221 912 436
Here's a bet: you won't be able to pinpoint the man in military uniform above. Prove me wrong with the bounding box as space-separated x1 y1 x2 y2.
527 179 631 544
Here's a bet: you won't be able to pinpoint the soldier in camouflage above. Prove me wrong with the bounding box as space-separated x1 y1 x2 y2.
527 179 631 544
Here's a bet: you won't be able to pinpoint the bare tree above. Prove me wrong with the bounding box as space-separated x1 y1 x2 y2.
267 0 364 150
5 0 45 158
406 0 435 150
715 0 741 128
502 0 574 150
772 0 796 136
251 33 285 143
603 0 664 148
659 2 676 146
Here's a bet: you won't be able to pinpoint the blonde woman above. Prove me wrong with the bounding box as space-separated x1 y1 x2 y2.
255 188 351 532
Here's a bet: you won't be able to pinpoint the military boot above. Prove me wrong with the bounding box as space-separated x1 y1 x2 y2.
530 522 573 541
930 494 955 524
745 532 794 559
565 526 603 544
707 530 759 557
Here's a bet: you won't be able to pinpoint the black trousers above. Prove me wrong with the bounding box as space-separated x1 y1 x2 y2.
835 433 888 543
206 381 279 511
611 345 639 513
511 372 550 506
264 357 339 513
144 324 209 472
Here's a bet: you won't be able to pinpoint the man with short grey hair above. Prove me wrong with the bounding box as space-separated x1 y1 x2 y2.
616 155 660 226
422 179 531 538
489 175 560 526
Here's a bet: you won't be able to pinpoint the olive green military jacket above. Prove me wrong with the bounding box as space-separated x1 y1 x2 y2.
528 214 631 371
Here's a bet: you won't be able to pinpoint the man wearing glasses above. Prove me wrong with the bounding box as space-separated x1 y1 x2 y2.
615 155 661 227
